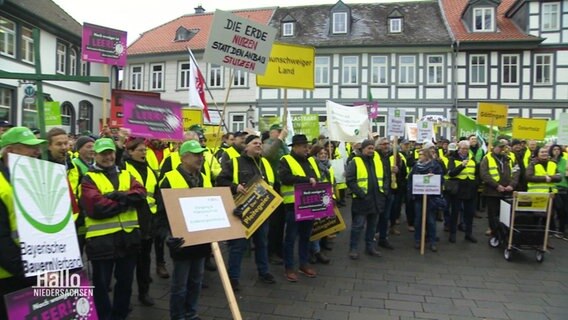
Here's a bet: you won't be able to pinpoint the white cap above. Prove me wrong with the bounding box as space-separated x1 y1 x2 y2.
423 142 436 149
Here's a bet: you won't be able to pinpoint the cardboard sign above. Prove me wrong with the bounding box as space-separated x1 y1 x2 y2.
477 102 508 127
81 22 127 66
326 101 369 142
234 177 283 239
310 207 346 241
294 183 335 221
512 118 547 140
417 121 434 143
515 192 550 212
161 187 245 246
10 154 83 277
291 114 319 141
256 42 315 89
412 174 441 195
558 113 568 145
388 108 406 137
122 95 184 140
182 108 203 131
204 10 277 75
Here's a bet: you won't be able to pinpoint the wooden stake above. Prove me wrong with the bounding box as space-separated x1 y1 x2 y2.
102 64 109 128
543 193 554 251
507 192 517 251
211 241 242 320
420 194 428 255
216 69 234 139
282 89 288 128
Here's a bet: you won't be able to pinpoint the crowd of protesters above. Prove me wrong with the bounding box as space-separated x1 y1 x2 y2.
1 119 567 320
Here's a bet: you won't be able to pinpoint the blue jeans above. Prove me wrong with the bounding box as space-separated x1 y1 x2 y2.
170 257 205 320
350 214 379 251
283 206 314 269
414 198 437 245
91 255 137 320
228 221 269 279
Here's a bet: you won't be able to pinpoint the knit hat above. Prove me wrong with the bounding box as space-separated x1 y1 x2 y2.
245 135 260 145
75 136 95 152
360 139 375 150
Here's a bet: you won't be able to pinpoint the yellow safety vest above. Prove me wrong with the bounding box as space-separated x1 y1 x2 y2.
527 162 558 193
352 153 385 197
0 172 18 279
84 171 139 239
280 155 321 204
224 146 241 160
232 157 274 185
454 155 476 180
166 151 213 183
145 148 160 175
389 152 407 190
125 162 158 214
523 149 532 168
486 153 512 183
162 169 212 189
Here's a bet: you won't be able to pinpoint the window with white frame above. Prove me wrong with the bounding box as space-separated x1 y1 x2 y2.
179 62 190 89
56 42 66 74
541 2 560 31
473 7 494 32
389 18 402 33
0 87 13 123
371 56 388 85
131 65 143 90
332 12 347 34
81 61 89 76
21 26 34 64
399 55 416 85
282 22 294 36
69 49 77 76
0 16 15 58
315 56 330 85
61 102 74 129
209 64 222 88
534 54 553 85
231 113 246 132
233 69 247 87
342 56 358 85
502 54 519 85
427 55 444 85
78 101 93 132
470 54 487 84
150 63 164 90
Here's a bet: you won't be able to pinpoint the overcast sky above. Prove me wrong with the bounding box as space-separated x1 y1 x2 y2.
52 0 425 45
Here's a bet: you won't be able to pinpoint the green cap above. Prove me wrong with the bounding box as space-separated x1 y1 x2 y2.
179 140 206 155
269 124 282 131
94 138 116 153
0 127 46 147
188 124 203 133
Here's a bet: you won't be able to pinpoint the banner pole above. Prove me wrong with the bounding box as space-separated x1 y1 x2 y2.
211 241 242 320
488 118 494 150
217 69 234 139
282 89 288 128
420 194 427 255
102 64 109 128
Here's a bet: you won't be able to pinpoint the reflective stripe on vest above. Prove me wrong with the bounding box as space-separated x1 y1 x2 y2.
527 162 557 193
162 169 212 188
126 162 158 214
280 155 321 204
486 153 512 183
232 157 275 185
225 147 241 160
85 171 139 238
352 153 384 197
0 172 17 279
454 155 476 180
389 152 408 188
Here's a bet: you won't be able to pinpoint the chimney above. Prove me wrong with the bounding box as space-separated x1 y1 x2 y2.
194 5 205 14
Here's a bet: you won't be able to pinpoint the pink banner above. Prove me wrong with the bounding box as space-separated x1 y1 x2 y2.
354 101 379 119
294 182 335 221
122 95 184 140
82 23 127 66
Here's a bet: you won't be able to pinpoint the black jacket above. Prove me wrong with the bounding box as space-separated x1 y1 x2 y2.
346 153 389 216
216 153 272 194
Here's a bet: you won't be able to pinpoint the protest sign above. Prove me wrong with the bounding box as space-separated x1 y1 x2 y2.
558 113 568 145
406 123 418 141
353 101 379 120
477 102 508 127
294 183 334 221
10 155 82 277
44 101 62 128
388 108 406 137
417 121 434 143
81 23 127 66
234 177 283 239
326 100 369 142
122 95 184 140
182 108 203 131
204 10 277 75
109 89 160 128
291 114 319 141
256 42 315 89
259 115 281 132
512 118 547 140
412 174 441 195
330 159 345 184
515 192 550 212
310 207 346 241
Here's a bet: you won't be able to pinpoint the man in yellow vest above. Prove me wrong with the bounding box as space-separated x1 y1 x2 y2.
219 130 248 167
80 138 147 320
279 134 321 282
0 127 46 320
346 139 388 260
216 135 277 290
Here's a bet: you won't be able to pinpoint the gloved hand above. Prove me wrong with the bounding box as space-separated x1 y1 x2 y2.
233 205 245 220
126 192 146 204
166 237 185 251
105 191 128 203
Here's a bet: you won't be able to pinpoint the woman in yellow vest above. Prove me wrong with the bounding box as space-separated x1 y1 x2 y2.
526 146 561 193
123 138 159 306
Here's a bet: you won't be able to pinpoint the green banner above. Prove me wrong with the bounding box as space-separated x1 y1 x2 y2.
457 112 497 140
291 114 319 141
45 101 62 127
259 115 282 132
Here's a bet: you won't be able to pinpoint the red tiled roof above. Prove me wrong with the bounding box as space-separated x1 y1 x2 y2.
128 8 275 55
440 0 538 42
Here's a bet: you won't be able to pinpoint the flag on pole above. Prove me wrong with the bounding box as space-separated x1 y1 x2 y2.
188 49 211 122
367 88 379 119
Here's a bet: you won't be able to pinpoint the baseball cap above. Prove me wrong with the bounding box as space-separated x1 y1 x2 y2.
94 138 116 153
269 124 282 131
179 140 207 155
234 131 249 137
0 127 46 147
423 142 436 150
0 120 13 128
448 143 458 151
188 124 204 133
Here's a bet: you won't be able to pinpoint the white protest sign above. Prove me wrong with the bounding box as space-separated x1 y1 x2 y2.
558 113 568 145
406 123 417 141
499 199 511 228
326 100 369 142
179 196 231 232
417 121 434 143
388 108 406 137
412 174 441 195
10 154 83 277
330 159 345 184
204 10 277 75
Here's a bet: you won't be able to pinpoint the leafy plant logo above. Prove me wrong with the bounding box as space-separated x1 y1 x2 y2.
12 156 71 233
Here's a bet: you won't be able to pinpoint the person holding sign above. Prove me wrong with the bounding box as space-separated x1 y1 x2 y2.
279 134 322 282
155 140 211 320
216 135 277 290
80 138 147 320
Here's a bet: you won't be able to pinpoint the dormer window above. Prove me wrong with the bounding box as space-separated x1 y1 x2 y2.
542 2 560 31
282 22 294 37
174 27 198 42
473 7 494 32
332 12 347 34
389 18 402 33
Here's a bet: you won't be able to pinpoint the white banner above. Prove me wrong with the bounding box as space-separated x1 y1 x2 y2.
326 100 369 142
388 108 406 137
330 159 345 184
558 113 568 145
412 174 441 195
10 154 83 277
417 121 434 143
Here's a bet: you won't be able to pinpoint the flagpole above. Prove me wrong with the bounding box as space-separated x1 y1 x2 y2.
218 68 235 139
282 89 288 128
